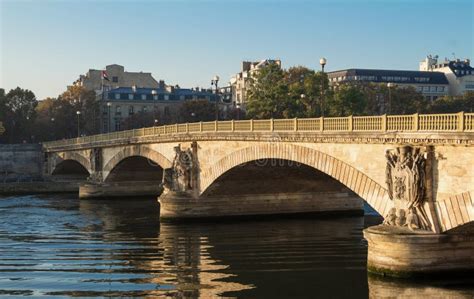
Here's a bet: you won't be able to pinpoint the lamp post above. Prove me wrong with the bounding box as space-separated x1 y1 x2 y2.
50 117 55 140
211 75 220 121
106 102 112 133
236 103 241 120
76 111 81 137
319 57 327 117
387 82 395 114
154 119 159 126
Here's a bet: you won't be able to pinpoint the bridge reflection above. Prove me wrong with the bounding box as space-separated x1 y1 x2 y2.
78 199 473 298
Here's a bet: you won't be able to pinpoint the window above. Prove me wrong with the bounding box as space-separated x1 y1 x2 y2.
115 105 121 115
114 93 120 100
115 119 121 131
164 95 169 101
141 94 147 100
112 76 118 83
143 106 147 112
430 86 437 92
437 86 445 92
128 94 134 100
129 106 134 115
153 95 158 100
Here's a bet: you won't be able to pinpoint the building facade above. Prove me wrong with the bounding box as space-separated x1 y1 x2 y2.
102 86 219 132
73 64 161 93
229 59 282 107
327 68 449 101
419 55 474 96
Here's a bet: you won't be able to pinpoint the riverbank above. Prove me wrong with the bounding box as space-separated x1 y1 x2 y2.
0 181 79 195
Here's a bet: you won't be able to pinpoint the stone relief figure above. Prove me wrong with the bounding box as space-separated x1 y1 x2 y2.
385 145 430 230
163 144 195 192
87 148 103 183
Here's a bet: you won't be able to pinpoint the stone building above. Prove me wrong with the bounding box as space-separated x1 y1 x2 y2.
73 64 160 93
229 59 281 108
419 55 474 96
102 86 219 132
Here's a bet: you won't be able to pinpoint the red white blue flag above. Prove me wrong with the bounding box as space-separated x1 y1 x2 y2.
102 70 110 81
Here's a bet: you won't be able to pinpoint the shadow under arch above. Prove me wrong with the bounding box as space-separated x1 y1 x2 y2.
51 152 92 175
51 159 90 179
102 146 172 182
200 143 392 217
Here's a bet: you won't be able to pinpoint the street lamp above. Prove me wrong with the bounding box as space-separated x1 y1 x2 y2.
319 57 327 117
236 103 241 120
106 102 112 133
50 117 55 140
211 75 220 121
387 82 396 114
76 111 81 137
154 119 159 126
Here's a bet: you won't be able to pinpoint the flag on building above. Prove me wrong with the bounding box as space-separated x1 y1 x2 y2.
102 70 110 81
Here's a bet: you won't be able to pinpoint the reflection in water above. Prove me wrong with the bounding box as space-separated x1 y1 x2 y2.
0 194 472 297
368 275 474 298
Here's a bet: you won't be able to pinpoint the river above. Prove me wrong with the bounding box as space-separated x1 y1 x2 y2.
0 194 473 298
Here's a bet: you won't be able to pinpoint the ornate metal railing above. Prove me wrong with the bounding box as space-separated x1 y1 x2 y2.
43 112 474 148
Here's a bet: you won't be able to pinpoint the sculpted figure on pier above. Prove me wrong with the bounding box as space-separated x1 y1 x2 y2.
163 144 196 192
385 145 430 230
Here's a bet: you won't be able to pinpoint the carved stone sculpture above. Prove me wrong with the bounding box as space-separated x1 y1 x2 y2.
163 144 195 192
385 145 431 230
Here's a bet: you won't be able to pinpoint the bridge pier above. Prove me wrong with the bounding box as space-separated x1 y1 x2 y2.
364 225 474 277
79 181 163 199
158 190 364 219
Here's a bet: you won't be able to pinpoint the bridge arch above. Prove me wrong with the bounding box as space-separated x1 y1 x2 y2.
200 143 393 217
51 152 92 175
102 146 172 182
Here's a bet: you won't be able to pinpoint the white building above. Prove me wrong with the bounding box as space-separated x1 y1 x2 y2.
229 59 282 107
419 55 474 96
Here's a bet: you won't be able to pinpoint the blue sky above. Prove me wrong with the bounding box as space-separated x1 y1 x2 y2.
1 0 472 100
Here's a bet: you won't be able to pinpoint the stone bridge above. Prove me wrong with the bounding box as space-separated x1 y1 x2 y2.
43 113 474 276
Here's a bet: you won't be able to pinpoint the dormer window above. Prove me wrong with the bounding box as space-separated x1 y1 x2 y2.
128 94 134 100
114 93 120 100
141 94 147 100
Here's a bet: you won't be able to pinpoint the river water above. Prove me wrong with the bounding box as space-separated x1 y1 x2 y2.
0 194 473 298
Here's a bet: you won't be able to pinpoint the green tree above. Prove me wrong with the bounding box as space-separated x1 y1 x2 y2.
389 86 428 114
328 83 366 116
429 92 474 113
286 66 326 117
246 62 292 119
0 87 37 143
178 100 216 123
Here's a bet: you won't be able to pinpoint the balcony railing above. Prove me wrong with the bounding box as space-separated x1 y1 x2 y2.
43 112 474 149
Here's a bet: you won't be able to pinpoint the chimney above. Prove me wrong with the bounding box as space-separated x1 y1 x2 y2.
132 85 137 93
159 80 165 89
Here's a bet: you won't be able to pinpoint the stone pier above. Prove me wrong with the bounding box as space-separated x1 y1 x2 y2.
364 225 474 277
79 181 162 199
159 190 364 219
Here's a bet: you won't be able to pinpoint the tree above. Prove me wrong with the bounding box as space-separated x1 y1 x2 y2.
328 83 366 116
178 100 216 123
429 92 474 113
246 62 292 119
121 111 155 130
286 66 325 117
58 86 99 136
0 87 37 143
390 86 429 114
